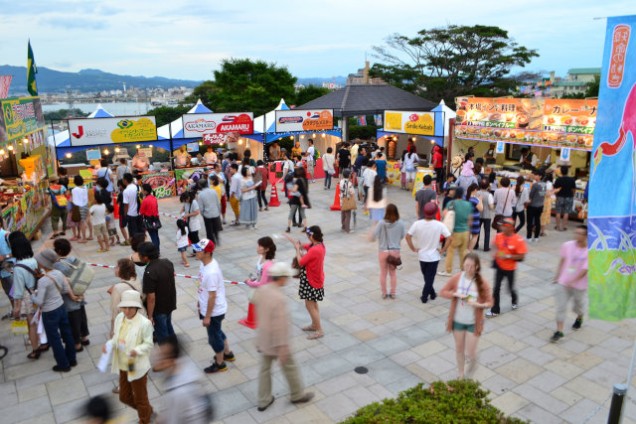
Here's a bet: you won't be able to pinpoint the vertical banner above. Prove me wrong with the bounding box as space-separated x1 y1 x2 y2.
0 76 12 98
589 15 636 321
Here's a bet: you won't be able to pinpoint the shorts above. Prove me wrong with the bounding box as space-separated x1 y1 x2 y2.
177 246 188 253
93 223 108 239
452 321 475 333
406 171 416 182
79 206 89 221
19 292 34 316
555 197 573 215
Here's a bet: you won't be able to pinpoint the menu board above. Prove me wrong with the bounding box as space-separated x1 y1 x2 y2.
454 97 596 150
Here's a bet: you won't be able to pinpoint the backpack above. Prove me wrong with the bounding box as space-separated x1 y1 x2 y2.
58 258 95 295
14 263 44 294
313 149 320 161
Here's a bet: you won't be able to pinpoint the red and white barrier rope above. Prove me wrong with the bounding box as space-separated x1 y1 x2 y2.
86 262 245 285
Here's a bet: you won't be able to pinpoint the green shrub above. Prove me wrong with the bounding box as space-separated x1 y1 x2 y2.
341 380 528 424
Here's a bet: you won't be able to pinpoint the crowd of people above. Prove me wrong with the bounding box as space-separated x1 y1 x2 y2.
0 140 590 423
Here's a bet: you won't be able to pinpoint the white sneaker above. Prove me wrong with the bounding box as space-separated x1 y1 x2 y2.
485 311 499 317
437 271 452 277
512 304 518 310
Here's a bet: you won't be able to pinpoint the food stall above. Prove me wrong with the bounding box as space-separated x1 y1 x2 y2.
259 109 342 183
377 109 446 191
56 115 178 197
0 96 53 239
453 96 595 213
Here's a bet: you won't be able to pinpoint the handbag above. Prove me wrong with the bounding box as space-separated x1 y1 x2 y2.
492 189 511 231
341 181 357 211
143 216 162 230
382 223 402 269
71 204 81 222
442 201 456 232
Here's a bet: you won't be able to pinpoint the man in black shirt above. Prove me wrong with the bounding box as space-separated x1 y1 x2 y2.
553 166 577 232
139 242 177 342
336 143 351 177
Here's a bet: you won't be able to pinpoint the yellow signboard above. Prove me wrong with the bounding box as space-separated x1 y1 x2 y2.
383 110 435 136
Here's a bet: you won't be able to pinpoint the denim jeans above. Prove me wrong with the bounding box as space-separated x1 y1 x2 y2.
257 190 268 209
491 266 517 314
42 305 76 368
153 313 175 343
476 218 492 251
324 172 332 189
419 260 439 301
205 314 227 353
147 229 160 253
526 206 543 239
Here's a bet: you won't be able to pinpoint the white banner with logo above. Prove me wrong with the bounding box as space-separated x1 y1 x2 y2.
274 109 334 132
68 116 157 146
182 113 254 138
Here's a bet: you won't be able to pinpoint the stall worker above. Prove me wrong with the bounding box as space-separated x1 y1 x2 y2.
204 146 218 165
291 142 302 159
132 149 150 173
268 142 282 161
174 145 192 169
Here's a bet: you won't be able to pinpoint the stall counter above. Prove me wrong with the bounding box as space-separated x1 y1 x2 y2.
1 180 50 239
411 168 437 198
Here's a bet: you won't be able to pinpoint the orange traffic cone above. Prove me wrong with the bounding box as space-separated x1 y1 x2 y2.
330 184 341 211
269 183 281 207
238 302 257 329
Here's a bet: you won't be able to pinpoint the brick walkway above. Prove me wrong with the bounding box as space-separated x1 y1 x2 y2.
0 183 634 423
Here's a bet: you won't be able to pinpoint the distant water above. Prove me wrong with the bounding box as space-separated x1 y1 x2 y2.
42 102 150 116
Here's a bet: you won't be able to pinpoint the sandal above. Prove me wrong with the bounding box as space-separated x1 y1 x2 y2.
81 339 90 346
307 332 324 340
27 351 40 360
36 344 50 353
301 326 316 332
183 263 190 268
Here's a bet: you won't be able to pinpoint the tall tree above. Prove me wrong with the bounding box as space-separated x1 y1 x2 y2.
294 85 330 107
187 59 296 116
371 25 539 107
147 104 191 127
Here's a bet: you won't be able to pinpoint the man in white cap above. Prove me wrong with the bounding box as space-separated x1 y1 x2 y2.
253 262 314 411
192 239 235 374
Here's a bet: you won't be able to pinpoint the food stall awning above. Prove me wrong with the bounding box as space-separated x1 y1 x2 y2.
157 99 212 140
47 105 114 147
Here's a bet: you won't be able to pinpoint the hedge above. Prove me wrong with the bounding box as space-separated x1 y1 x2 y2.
341 379 528 424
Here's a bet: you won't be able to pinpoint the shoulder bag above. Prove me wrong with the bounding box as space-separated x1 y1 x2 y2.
383 223 402 269
341 180 357 211
442 201 456 233
492 189 511 231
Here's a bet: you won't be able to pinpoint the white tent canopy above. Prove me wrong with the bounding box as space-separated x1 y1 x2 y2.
252 98 290 134
157 99 212 140
431 99 456 139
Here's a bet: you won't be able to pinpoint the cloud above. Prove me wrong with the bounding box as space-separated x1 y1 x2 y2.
39 16 109 30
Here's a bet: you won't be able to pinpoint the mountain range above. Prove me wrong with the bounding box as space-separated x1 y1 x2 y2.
0 65 347 96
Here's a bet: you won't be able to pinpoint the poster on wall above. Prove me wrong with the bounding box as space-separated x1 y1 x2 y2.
0 97 45 142
141 172 175 199
182 113 254 139
274 109 334 132
588 15 636 321
68 116 157 146
383 110 436 136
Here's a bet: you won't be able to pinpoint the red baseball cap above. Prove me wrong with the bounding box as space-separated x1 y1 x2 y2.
192 239 215 253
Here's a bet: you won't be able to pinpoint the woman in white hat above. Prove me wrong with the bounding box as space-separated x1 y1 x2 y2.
104 290 154 423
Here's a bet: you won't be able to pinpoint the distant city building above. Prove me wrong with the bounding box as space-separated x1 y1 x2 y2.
517 68 600 98
347 61 385 85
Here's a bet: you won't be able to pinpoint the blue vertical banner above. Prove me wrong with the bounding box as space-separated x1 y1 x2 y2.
589 15 636 321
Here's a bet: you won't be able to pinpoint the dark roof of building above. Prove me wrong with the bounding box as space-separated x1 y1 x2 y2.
299 84 437 117
567 68 601 75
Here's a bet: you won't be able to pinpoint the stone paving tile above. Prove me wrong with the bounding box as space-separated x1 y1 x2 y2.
489 391 530 416
0 187 634 423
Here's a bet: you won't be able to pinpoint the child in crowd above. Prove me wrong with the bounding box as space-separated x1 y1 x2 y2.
105 204 120 246
442 174 457 193
176 219 190 267
89 196 109 252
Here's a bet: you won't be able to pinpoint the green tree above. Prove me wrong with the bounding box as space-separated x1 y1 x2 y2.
585 74 600 97
187 59 297 116
371 25 539 108
294 85 330 107
44 108 88 121
147 105 192 127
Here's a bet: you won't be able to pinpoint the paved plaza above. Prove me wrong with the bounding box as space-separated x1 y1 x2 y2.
0 183 634 423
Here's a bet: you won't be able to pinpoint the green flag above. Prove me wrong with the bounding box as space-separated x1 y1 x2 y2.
27 40 38 96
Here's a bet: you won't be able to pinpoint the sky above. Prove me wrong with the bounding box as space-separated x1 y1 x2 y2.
0 0 634 82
